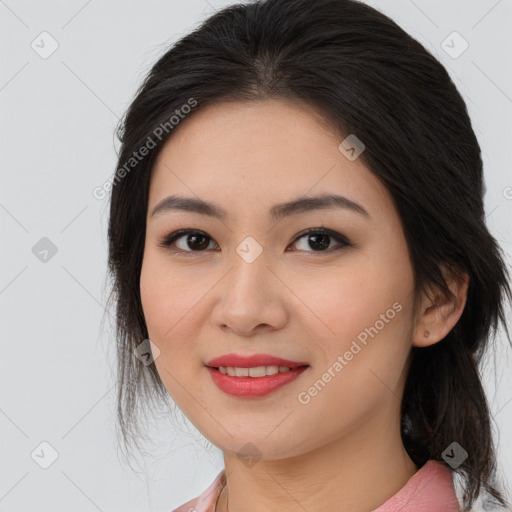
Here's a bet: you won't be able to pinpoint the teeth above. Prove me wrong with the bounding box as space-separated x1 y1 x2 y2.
218 365 293 377
235 367 248 377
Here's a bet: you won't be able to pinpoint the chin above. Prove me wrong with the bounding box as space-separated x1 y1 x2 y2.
207 429 312 462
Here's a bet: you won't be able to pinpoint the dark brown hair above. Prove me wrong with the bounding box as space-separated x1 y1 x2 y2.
105 0 512 509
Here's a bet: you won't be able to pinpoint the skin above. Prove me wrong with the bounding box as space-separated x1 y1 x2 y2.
139 98 469 512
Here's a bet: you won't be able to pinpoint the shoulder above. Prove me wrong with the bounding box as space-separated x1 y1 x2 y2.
375 460 460 511
172 469 227 512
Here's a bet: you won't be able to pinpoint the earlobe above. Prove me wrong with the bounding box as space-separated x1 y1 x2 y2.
412 266 469 348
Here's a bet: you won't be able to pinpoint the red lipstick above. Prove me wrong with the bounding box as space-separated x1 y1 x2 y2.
204 353 310 398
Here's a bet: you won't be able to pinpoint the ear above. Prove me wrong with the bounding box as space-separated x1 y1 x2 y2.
412 264 469 348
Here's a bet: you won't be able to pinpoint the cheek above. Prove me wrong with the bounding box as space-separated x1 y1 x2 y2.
290 260 410 346
140 253 193 363
140 255 168 337
289 289 413 456
139 259 195 409
292 257 414 401
139 251 217 394
140 251 199 338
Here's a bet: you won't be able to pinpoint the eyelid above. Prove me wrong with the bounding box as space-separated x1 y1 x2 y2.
158 227 351 254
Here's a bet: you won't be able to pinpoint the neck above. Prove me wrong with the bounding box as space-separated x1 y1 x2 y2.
216 413 418 512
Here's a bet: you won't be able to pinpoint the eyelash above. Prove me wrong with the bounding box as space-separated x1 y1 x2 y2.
157 227 351 256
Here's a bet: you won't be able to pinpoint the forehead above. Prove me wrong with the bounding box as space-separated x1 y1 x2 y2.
148 99 393 221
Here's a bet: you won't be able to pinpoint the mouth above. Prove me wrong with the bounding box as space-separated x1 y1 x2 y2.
204 353 310 398
205 352 309 369
211 364 304 377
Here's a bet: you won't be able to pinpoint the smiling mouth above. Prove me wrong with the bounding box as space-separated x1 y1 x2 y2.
209 365 308 377
205 364 310 398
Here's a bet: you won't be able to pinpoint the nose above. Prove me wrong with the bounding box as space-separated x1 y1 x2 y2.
210 244 289 336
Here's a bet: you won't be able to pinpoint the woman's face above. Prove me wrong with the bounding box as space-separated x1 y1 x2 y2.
140 99 418 460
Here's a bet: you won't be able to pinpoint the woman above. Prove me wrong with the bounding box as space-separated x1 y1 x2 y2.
106 0 512 510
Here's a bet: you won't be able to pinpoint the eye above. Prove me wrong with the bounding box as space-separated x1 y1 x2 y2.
158 229 218 254
288 228 351 253
158 227 351 255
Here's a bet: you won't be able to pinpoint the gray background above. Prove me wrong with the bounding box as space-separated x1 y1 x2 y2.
1 0 511 510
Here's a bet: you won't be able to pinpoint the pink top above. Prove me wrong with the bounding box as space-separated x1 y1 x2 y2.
172 459 462 511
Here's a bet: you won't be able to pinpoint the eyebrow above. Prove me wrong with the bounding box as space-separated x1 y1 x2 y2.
151 193 369 221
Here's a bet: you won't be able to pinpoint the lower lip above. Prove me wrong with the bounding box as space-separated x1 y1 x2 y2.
206 366 309 398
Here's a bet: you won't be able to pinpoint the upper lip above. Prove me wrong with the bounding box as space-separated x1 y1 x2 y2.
205 353 309 369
